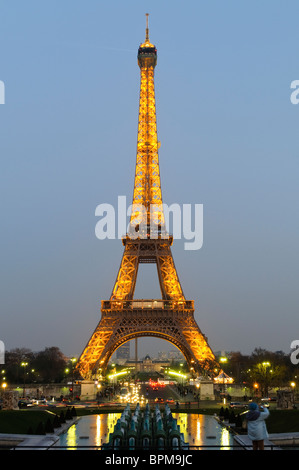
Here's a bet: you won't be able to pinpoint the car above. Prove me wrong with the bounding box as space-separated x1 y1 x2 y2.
262 397 276 402
32 398 47 405
166 398 174 404
18 399 34 408
229 402 246 409
155 397 164 403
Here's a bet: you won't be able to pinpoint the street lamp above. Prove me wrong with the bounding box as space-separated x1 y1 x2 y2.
262 362 271 397
69 358 77 401
21 362 28 398
219 357 228 399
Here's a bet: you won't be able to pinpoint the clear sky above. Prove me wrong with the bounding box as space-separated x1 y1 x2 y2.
1 1 298 360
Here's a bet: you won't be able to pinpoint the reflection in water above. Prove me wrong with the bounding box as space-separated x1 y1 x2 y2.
171 413 234 450
220 427 231 450
197 417 202 443
95 415 101 447
58 412 234 450
66 422 77 449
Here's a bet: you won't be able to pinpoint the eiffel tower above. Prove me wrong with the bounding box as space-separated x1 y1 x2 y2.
76 15 216 379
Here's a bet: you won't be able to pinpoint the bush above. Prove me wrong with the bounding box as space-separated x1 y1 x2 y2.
45 418 54 433
65 408 72 420
235 414 243 428
224 408 230 420
35 421 45 435
53 414 61 428
229 410 236 423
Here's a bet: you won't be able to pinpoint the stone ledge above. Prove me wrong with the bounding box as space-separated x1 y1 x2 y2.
234 434 281 450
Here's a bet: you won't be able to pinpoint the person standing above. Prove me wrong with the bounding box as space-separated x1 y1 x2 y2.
245 402 270 450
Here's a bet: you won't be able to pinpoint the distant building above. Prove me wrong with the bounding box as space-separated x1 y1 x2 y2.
157 349 184 361
116 343 130 360
126 354 170 373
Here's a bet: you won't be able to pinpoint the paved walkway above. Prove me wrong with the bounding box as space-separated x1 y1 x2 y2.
233 434 280 450
234 432 299 450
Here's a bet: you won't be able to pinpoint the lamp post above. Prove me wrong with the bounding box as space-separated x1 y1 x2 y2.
291 381 296 400
253 382 259 398
65 357 77 401
21 362 28 398
68 358 77 401
1 369 7 392
219 356 227 401
1 370 6 390
262 362 271 397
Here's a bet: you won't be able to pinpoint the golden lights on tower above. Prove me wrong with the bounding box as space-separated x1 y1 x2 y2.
75 15 216 379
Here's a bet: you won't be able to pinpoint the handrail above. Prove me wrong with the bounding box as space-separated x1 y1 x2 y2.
3 444 283 450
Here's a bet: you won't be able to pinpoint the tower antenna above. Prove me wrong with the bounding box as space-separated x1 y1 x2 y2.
145 13 149 42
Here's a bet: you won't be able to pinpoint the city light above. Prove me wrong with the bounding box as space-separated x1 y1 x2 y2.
219 357 227 363
167 370 187 379
107 370 129 380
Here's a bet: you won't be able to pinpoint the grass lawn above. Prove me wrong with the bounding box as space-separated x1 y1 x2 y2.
266 409 299 434
0 409 58 434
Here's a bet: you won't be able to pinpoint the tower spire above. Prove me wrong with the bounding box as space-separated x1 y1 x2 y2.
145 13 149 43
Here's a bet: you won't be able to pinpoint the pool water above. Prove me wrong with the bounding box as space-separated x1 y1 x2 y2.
56 413 234 450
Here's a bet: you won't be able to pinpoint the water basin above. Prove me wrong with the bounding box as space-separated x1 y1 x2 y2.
56 413 234 450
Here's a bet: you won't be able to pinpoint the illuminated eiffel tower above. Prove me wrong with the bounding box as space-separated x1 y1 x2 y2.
76 15 215 379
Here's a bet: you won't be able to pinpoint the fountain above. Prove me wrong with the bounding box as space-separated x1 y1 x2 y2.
103 403 189 450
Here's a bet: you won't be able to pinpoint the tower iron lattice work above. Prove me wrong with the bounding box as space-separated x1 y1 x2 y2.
76 15 216 379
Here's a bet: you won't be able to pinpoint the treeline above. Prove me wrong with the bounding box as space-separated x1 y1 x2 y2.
2 346 297 391
218 348 297 395
2 346 74 384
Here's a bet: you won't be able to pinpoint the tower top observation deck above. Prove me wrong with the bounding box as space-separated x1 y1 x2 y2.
138 13 157 68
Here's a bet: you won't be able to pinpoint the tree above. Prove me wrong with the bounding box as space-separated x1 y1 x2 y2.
31 347 67 383
220 351 251 383
4 348 34 383
247 361 289 396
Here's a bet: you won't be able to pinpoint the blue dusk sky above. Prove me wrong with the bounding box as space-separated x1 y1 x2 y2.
0 0 298 359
